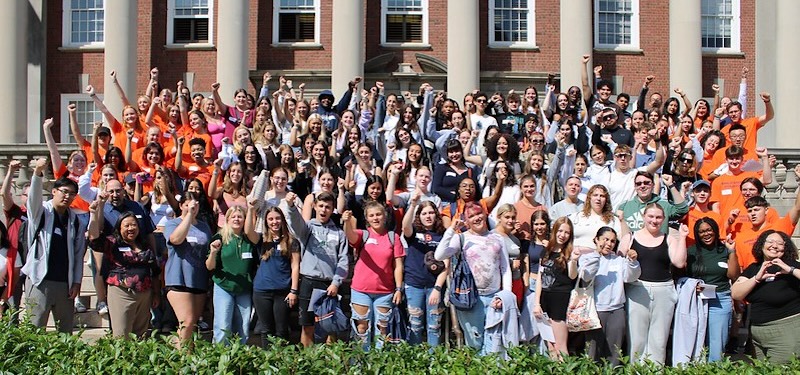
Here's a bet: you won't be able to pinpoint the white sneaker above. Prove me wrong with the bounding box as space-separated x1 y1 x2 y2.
97 301 109 316
74 300 87 313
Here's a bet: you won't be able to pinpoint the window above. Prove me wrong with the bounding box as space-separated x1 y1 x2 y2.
594 0 639 49
167 0 213 45
60 95 104 143
381 0 428 45
701 0 740 51
273 0 319 44
62 0 104 47
489 0 536 47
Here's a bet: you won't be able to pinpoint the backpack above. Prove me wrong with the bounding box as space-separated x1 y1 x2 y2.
356 229 397 260
449 233 478 311
14 213 43 263
386 303 410 344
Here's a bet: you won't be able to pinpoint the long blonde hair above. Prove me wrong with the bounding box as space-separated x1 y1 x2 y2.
219 205 247 244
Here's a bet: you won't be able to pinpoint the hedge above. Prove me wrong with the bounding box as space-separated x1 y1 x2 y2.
0 322 798 374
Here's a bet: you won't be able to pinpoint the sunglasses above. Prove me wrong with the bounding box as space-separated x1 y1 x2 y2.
635 181 653 186
614 153 631 158
603 114 617 121
531 139 544 144
679 158 694 163
474 99 487 103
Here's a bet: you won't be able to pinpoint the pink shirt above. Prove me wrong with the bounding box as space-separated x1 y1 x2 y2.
350 228 405 294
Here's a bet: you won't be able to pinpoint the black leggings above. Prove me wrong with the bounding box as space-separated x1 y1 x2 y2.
252 289 291 344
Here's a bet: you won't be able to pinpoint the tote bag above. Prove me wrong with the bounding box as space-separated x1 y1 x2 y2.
566 278 602 332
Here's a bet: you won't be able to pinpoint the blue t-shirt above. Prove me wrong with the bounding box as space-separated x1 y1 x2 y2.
528 243 545 274
163 218 211 290
253 239 298 291
404 230 442 288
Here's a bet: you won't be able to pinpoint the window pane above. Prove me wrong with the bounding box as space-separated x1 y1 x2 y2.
493 0 530 43
596 0 632 45
386 14 422 43
701 0 733 48
68 99 104 143
69 0 104 44
278 13 316 42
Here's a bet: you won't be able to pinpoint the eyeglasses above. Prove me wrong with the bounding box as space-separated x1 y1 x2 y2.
679 158 694 163
531 140 544 144
614 153 631 159
56 188 77 197
602 114 617 121
730 134 746 140
634 181 653 186
474 99 487 104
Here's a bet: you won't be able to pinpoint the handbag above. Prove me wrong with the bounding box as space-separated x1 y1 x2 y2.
449 234 478 311
386 303 410 344
565 277 602 332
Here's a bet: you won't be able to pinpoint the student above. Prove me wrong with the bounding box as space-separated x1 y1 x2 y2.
282 191 349 348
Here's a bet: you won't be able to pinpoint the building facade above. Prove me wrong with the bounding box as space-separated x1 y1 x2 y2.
3 0 794 149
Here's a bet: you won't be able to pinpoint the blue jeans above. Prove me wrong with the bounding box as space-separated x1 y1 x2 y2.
405 285 444 347
706 290 732 362
455 294 495 350
350 290 394 350
212 283 252 345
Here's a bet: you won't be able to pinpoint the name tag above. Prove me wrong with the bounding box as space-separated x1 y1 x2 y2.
118 247 132 252
717 262 728 269
54 228 62 236
366 238 379 245
163 132 171 138
186 236 198 244
132 137 139 143
327 233 339 243
189 166 200 172
721 189 732 196
135 215 142 219
242 252 253 259
445 171 457 177
608 264 621 273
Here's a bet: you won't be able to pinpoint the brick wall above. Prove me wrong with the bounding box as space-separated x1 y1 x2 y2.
44 0 759 140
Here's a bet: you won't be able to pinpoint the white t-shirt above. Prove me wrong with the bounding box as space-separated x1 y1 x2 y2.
569 211 623 249
604 168 640 210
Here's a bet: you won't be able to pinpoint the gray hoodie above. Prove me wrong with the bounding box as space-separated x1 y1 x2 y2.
283 203 349 287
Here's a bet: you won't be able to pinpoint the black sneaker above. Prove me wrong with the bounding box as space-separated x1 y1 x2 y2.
197 320 211 333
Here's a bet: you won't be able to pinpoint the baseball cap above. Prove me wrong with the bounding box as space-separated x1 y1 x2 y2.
97 126 112 136
691 180 710 190
524 113 538 124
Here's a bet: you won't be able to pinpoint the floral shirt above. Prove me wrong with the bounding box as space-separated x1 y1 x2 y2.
91 236 160 293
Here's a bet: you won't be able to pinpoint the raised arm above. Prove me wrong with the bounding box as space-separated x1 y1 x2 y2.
87 194 106 241
211 82 228 115
1 160 21 211
109 70 132 108
580 54 594 109
756 147 772 185
66 103 88 146
144 67 158 99
643 129 666 175
86 85 120 129
386 165 403 207
463 130 484 166
738 67 748 117
637 76 654 112
668 224 689 268
401 192 420 238
168 199 198 245
758 92 774 126
483 169 507 213
341 210 360 246
244 197 261 244
788 165 800 225
42 118 65 174
674 88 692 117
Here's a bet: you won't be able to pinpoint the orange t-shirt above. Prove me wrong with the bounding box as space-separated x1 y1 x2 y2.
178 161 216 189
710 171 761 218
441 199 490 222
55 164 90 213
732 215 797 270
177 131 213 161
110 120 146 155
79 139 109 165
708 145 758 176
721 117 762 153
513 200 547 241
684 206 723 247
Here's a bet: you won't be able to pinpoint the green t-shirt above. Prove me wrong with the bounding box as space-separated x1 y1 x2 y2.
209 233 257 294
686 244 732 292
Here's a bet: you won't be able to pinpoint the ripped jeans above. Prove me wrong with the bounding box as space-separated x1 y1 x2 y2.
350 290 394 350
456 294 496 350
405 285 445 347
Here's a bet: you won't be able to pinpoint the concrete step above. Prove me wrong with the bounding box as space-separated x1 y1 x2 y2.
46 308 110 329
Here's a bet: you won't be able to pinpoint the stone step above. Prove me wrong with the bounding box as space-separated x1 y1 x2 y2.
46 308 110 329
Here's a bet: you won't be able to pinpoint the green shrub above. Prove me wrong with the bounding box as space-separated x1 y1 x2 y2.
0 322 798 374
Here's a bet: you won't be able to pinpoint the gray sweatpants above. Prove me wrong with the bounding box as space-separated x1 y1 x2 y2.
26 279 74 333
586 307 627 366
626 280 676 365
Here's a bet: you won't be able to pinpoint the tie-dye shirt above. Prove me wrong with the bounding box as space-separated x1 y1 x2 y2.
435 229 512 296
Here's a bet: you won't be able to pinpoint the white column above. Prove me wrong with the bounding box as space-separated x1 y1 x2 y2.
0 0 27 143
447 0 479 101
669 0 702 104
331 0 363 94
755 0 777 147
559 0 592 91
103 0 138 122
216 0 249 95
774 0 800 148
27 0 44 143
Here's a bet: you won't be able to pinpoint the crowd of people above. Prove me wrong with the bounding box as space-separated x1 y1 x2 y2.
1 57 800 365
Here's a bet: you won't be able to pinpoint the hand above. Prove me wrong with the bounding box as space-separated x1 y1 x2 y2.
761 92 771 102
490 298 503 309
341 210 353 223
177 136 185 146
581 54 590 64
741 66 749 79
661 174 673 186
769 155 777 168
69 284 81 300
674 88 684 96
126 129 135 140
495 166 508 181
33 157 47 173
755 147 768 158
284 192 298 207
593 65 603 76
351 76 362 86
183 200 199 218
728 209 740 224
724 234 736 252
286 291 298 308
7 160 21 173
533 304 544 318
678 224 690 238
771 258 792 274
627 250 638 262
392 290 403 305
150 67 159 80
85 85 96 96
279 76 286 86
644 75 655 86
409 190 421 205
43 118 54 130
213 158 224 168
428 288 441 306
755 261 772 282
298 82 305 91
262 72 271 85
286 80 293 89
209 239 222 253
87 162 97 173
711 84 720 94
211 82 220 91
714 107 724 118
326 284 339 297
570 250 581 261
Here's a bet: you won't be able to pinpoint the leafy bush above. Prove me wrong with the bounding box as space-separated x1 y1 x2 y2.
0 322 798 374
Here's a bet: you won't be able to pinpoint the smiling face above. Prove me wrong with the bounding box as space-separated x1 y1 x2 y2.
497 210 517 233
532 218 548 238
270 169 288 192
555 223 572 245
466 209 487 232
496 136 509 156
520 178 535 198
594 230 618 256
266 211 283 233
366 205 386 231
227 209 245 231
643 206 665 232
590 147 606 165
319 173 334 192
119 216 140 243
342 111 355 127
634 175 654 200
528 154 544 173
692 186 710 205
704 134 721 154
762 232 786 261
366 181 382 200
697 222 716 247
